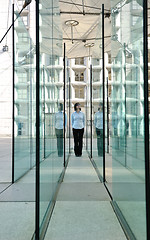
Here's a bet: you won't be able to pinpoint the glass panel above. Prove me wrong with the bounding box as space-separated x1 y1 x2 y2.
65 58 70 163
111 0 146 239
39 0 63 233
92 13 103 178
13 5 35 239
14 10 35 181
85 58 91 156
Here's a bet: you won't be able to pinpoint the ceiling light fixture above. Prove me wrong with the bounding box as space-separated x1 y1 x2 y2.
65 20 79 44
84 43 94 59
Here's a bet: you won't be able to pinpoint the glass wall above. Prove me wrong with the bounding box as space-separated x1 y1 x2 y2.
14 9 35 181
111 0 146 239
86 59 91 157
13 5 36 239
66 58 71 162
91 12 104 178
38 0 64 235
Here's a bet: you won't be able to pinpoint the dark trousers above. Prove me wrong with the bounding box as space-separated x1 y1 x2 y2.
55 128 63 157
73 128 84 156
96 128 103 156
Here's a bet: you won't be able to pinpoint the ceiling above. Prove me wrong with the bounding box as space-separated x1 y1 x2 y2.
59 0 111 58
59 0 150 59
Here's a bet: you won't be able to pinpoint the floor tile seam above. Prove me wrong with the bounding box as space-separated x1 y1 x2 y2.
54 200 112 203
0 201 35 203
62 181 103 184
55 200 111 202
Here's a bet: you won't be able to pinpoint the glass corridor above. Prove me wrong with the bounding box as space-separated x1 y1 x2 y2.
0 0 149 240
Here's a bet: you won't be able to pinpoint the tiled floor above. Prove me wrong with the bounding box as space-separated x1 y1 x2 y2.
45 152 127 240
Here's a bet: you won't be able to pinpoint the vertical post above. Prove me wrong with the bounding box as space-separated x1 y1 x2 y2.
30 39 33 169
63 43 66 167
123 43 127 168
86 87 88 151
12 3 15 183
36 0 40 238
102 4 105 182
69 76 71 153
143 1 150 239
90 64 92 159
107 77 109 153
43 67 46 159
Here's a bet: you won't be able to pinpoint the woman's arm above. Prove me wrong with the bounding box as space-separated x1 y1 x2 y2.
65 113 67 128
94 113 97 127
83 113 85 127
71 113 74 128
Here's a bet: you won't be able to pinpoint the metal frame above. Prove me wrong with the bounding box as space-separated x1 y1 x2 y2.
106 77 109 153
35 0 40 238
123 43 127 168
12 3 15 184
102 4 105 182
63 42 66 167
143 0 150 239
90 64 92 159
69 76 71 153
43 67 46 159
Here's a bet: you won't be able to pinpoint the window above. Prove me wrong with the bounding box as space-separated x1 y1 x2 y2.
108 53 111 64
132 16 139 26
75 87 84 98
75 71 84 81
93 71 100 82
75 57 84 65
92 58 100 66
93 88 100 99
18 89 27 99
132 0 142 9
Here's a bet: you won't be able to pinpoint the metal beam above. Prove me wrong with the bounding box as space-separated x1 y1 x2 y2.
60 11 109 15
35 0 40 238
59 0 110 12
143 0 150 239
12 3 15 184
90 64 92 159
102 4 105 182
63 42 66 167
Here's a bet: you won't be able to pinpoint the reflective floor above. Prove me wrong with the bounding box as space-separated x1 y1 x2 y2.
45 151 127 240
0 138 146 239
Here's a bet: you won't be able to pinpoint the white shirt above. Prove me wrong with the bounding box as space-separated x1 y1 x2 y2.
55 111 67 129
94 111 103 129
71 111 85 129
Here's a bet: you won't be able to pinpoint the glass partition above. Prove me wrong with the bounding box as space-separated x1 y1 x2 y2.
38 0 63 234
14 10 35 181
13 6 35 239
91 12 104 178
86 60 91 157
65 58 70 163
111 0 146 239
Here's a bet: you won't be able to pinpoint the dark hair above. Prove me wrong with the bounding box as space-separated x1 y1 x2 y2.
74 102 80 111
98 103 103 111
58 103 63 111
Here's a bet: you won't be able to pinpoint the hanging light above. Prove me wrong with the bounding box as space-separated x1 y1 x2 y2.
84 43 94 59
65 20 79 44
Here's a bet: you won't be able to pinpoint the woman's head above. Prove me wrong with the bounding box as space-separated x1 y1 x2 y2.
98 103 103 111
58 103 63 111
74 102 81 111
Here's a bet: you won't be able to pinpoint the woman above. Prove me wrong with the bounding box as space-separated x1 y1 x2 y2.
94 103 103 157
55 103 67 157
71 103 85 157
